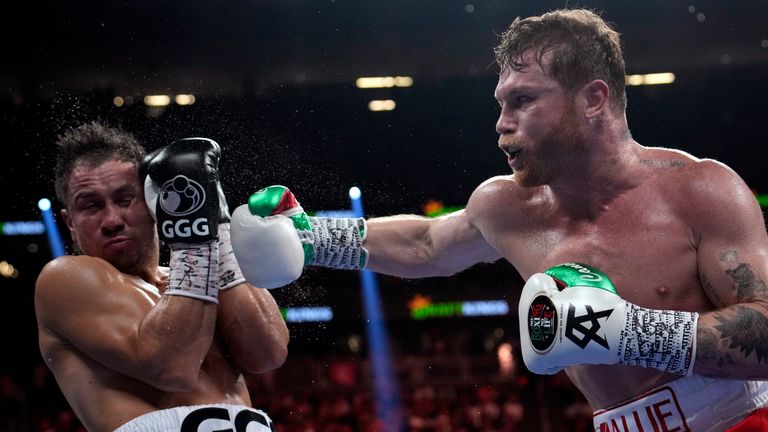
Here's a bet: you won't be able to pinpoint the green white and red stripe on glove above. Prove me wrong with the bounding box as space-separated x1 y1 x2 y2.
230 185 368 289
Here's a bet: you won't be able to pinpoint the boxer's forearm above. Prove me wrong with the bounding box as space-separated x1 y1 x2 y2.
364 215 430 275
365 211 498 278
694 302 768 378
217 283 289 373
365 215 453 277
138 296 217 391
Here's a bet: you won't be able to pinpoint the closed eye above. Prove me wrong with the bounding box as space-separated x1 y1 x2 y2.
79 201 103 212
515 95 534 108
114 186 139 207
115 192 135 207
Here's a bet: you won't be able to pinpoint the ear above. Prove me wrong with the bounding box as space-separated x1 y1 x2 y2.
581 79 609 118
61 208 77 245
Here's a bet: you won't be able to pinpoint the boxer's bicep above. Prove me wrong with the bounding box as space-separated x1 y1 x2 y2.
694 245 768 375
692 163 768 376
693 162 768 309
427 209 501 272
698 246 768 309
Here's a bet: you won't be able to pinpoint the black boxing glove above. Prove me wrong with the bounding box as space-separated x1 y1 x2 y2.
143 138 226 302
143 138 227 244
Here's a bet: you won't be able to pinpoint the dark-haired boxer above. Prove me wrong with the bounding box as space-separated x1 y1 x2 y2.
231 9 768 431
36 123 288 432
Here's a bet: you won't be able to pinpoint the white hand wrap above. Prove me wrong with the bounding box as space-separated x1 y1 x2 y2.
166 240 220 303
618 304 698 375
217 223 246 290
307 216 368 270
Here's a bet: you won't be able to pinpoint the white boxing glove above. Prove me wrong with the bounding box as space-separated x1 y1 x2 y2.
230 205 305 289
231 185 368 289
519 263 698 376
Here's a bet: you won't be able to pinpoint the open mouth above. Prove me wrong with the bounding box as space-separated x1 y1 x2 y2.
503 146 521 161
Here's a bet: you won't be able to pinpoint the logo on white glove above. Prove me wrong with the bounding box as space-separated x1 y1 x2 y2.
560 262 604 282
159 175 207 216
528 295 558 353
565 304 613 349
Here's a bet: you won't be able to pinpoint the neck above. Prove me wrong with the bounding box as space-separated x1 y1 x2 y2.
123 245 163 287
547 130 642 218
133 263 163 287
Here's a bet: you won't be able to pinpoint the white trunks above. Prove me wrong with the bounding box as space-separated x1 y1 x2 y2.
114 404 273 432
593 375 768 432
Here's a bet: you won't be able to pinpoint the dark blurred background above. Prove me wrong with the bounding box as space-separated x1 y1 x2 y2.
1 0 767 430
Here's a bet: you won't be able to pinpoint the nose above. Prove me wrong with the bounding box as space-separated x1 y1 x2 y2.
101 202 126 234
495 105 517 136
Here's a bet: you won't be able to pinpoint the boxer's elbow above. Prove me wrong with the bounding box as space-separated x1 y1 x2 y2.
144 360 202 392
367 259 459 279
367 247 459 278
268 340 290 369
237 338 289 374
255 344 289 374
421 261 463 278
159 376 199 393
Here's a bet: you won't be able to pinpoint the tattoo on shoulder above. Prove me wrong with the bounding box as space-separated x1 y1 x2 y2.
639 159 686 168
729 263 768 301
701 272 726 308
720 251 738 262
719 251 768 301
714 306 768 365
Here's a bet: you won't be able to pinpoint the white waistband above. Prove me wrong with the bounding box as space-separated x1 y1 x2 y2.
114 404 273 432
593 375 768 432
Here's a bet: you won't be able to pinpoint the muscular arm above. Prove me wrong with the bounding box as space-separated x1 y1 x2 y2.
689 161 768 378
217 282 289 374
36 256 217 392
365 198 502 278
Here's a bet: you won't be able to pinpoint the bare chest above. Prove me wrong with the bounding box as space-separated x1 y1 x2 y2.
486 192 708 310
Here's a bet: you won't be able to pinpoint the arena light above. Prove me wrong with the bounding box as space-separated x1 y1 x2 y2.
1 221 45 236
175 94 196 106
423 199 465 218
408 295 511 320
497 343 515 377
368 100 396 111
355 76 413 88
349 186 402 427
113 96 125 107
38 198 51 211
348 186 361 200
625 72 675 86
313 210 356 218
394 76 413 87
0 260 18 278
280 306 333 323
38 197 65 258
143 95 172 107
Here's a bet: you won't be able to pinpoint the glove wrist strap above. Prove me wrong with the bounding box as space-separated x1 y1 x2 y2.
166 240 220 303
618 305 699 375
307 217 368 270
